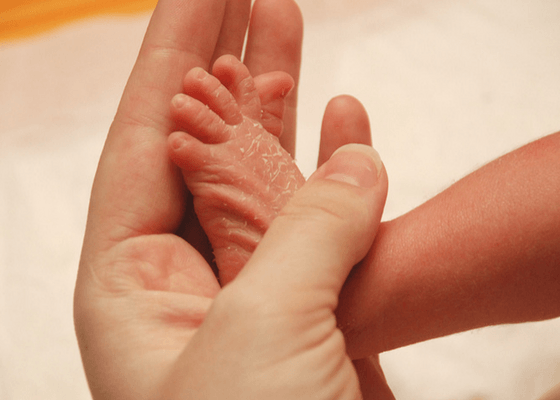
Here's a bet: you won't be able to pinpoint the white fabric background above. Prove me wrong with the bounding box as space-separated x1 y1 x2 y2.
1 1 559 399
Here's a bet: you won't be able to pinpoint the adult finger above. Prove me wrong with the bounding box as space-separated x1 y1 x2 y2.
318 95 373 167
210 0 251 64
354 357 396 400
116 0 230 131
234 143 388 310
243 0 303 157
84 0 235 255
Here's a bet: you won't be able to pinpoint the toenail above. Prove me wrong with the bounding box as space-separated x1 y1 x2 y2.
191 67 207 80
170 133 187 150
172 94 188 109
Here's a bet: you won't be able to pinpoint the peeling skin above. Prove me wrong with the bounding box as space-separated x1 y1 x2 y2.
169 56 304 285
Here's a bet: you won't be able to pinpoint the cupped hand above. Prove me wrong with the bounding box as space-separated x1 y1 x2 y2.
74 0 303 398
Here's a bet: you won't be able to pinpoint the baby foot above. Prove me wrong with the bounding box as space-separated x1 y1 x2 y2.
168 55 305 285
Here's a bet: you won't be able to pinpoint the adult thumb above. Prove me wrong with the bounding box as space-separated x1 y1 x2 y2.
233 143 388 309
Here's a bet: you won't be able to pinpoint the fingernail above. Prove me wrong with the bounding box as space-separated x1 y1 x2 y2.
325 144 383 188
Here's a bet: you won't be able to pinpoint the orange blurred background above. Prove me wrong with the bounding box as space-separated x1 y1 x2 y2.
0 0 157 41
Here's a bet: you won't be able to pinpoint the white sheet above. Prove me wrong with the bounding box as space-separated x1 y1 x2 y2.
1 1 559 399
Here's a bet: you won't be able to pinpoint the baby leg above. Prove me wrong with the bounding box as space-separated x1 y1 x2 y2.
168 55 305 285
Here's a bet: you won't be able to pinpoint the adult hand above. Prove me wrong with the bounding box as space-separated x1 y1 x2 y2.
161 143 390 399
74 0 304 398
